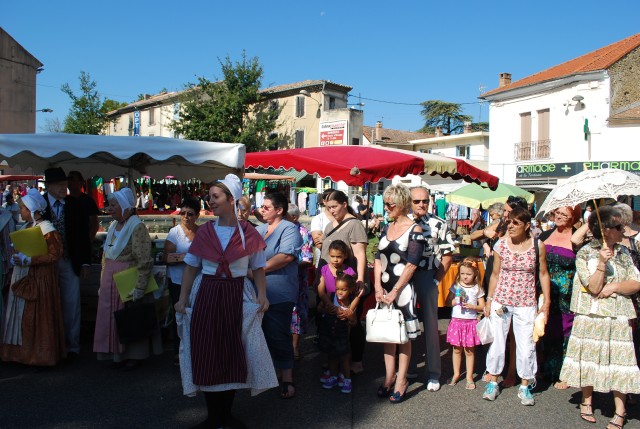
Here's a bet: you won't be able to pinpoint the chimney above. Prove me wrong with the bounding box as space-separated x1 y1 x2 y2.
499 73 512 88
143 94 151 100
375 121 383 141
464 121 472 134
435 126 443 137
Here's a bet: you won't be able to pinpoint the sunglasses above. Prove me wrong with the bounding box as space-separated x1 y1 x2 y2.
384 202 396 209
607 224 624 231
180 211 196 217
261 205 273 211
412 199 430 205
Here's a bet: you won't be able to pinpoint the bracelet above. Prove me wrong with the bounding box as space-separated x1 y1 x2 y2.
393 286 401 292
487 296 493 301
596 268 605 272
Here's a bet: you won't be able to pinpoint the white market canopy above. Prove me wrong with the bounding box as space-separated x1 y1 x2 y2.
0 133 245 182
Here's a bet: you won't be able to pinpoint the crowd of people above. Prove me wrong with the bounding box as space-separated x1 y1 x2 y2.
2 170 640 429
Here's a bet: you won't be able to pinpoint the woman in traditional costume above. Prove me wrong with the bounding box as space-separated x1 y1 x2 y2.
1 188 66 366
175 174 275 429
93 188 162 369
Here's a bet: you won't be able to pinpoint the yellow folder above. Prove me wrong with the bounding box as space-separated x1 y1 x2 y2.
113 266 159 303
9 227 48 257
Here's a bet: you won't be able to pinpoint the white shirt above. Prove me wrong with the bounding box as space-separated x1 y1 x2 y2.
450 283 484 320
166 225 193 284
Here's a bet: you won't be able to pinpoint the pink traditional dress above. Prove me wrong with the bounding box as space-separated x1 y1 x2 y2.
93 216 162 361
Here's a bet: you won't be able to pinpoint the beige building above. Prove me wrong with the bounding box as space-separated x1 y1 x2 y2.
0 27 43 134
105 79 363 153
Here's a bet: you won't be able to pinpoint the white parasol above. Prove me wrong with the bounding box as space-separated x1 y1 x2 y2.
537 168 640 216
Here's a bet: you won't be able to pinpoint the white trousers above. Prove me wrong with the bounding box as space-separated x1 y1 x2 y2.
485 304 537 380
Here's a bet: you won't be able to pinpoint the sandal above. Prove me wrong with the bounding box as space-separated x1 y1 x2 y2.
466 380 476 390
553 380 569 390
447 376 461 386
607 413 626 429
579 403 596 424
280 381 295 399
389 381 409 404
377 375 397 398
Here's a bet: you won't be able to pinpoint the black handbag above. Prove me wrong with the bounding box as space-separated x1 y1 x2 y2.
113 301 157 344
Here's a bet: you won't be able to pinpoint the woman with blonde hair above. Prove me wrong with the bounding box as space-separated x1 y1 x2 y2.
374 183 424 402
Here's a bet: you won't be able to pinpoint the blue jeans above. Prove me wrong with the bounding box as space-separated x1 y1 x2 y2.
58 258 81 353
262 302 295 370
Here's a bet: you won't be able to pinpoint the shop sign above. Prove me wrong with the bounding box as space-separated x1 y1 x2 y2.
319 120 347 146
517 161 640 178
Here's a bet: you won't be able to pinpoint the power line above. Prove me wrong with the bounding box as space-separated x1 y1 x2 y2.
348 94 485 106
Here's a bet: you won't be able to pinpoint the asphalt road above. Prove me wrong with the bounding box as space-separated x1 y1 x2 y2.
2 316 640 429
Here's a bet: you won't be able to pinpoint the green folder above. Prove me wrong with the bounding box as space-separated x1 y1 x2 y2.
113 266 159 303
10 227 48 257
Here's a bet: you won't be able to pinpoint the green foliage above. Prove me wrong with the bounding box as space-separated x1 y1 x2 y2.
471 122 489 132
61 71 126 134
418 100 473 135
170 52 280 152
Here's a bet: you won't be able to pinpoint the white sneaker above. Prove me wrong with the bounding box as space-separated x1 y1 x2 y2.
518 385 535 406
482 381 500 401
427 379 440 392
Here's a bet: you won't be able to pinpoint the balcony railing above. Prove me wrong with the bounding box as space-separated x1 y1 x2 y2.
514 139 551 161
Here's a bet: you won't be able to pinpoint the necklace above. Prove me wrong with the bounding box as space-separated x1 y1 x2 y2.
511 237 529 254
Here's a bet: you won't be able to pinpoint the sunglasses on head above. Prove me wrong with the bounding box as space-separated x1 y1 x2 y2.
412 199 429 205
180 211 196 217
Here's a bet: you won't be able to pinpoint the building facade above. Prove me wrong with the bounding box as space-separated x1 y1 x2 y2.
481 33 640 200
0 27 43 134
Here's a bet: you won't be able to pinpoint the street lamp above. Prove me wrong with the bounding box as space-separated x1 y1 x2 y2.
36 108 53 113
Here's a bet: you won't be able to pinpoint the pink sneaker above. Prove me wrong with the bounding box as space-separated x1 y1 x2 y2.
319 369 331 384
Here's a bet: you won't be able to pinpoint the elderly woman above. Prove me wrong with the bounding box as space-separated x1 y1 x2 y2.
1 188 65 366
175 175 273 428
483 207 551 406
257 192 302 399
93 188 162 369
287 203 313 361
164 198 201 365
560 206 640 428
374 184 423 403
321 190 369 373
539 205 581 389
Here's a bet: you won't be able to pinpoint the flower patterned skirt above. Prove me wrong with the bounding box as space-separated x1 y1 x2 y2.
560 314 640 394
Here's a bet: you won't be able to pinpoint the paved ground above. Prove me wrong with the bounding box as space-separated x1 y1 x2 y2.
2 316 640 429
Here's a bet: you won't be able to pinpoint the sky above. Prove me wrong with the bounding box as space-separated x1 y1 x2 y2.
4 1 640 134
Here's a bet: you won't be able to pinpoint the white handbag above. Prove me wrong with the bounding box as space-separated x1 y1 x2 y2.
365 302 408 344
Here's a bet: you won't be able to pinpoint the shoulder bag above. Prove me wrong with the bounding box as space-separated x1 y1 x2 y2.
365 302 408 344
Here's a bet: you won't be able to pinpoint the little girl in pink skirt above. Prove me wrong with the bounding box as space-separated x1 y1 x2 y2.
445 257 486 390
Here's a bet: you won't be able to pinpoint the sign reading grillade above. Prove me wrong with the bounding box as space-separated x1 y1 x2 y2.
319 120 347 146
517 161 640 178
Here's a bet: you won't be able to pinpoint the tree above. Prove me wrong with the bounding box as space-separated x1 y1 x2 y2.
61 71 126 134
40 117 62 133
418 100 473 135
170 52 280 152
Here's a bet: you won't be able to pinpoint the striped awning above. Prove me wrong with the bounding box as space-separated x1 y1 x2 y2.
250 168 308 183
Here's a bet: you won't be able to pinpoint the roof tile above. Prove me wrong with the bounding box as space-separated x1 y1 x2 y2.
363 125 433 143
483 33 640 97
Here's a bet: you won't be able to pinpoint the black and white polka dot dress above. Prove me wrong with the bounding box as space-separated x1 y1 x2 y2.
377 224 424 336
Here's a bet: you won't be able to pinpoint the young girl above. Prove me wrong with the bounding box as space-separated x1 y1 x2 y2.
445 257 485 390
317 240 360 393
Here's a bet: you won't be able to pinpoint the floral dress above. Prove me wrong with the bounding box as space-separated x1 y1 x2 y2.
540 242 577 381
291 222 313 335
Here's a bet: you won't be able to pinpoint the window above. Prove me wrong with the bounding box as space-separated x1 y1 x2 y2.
269 100 280 119
352 138 360 146
295 96 305 118
329 97 336 110
537 109 550 158
295 129 304 149
456 145 470 159
148 108 155 125
519 112 532 160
